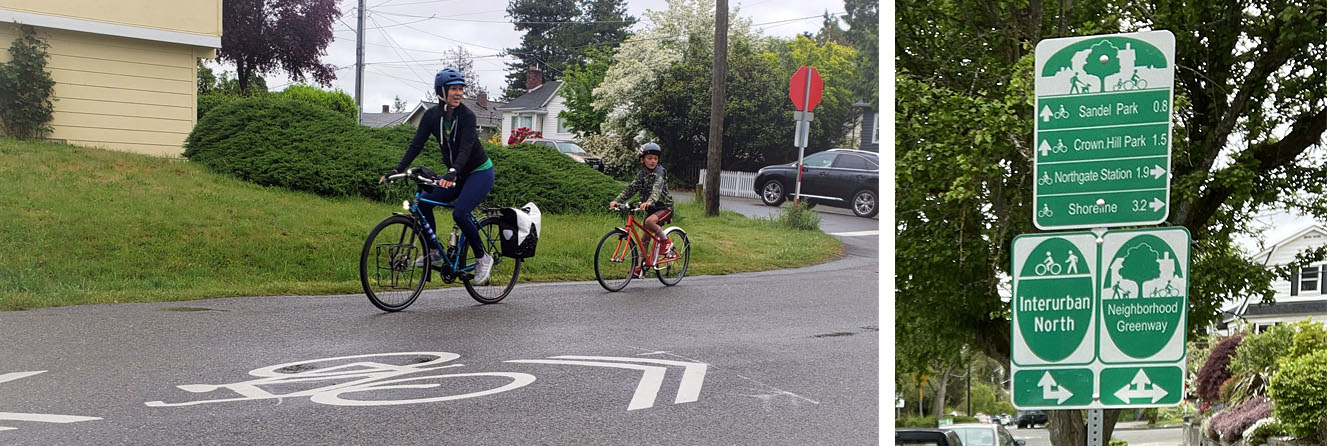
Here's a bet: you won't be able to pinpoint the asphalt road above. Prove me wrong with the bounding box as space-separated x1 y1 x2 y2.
0 196 881 445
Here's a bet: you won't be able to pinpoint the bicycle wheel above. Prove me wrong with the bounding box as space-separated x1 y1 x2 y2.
655 229 690 286
594 229 637 292
1137 79 1148 89
461 216 522 304
360 215 429 312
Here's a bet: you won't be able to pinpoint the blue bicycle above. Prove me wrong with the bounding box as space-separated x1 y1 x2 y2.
359 167 521 311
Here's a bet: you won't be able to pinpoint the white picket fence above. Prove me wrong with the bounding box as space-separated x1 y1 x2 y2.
697 169 759 199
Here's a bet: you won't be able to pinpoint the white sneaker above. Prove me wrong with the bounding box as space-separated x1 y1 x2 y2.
472 254 494 285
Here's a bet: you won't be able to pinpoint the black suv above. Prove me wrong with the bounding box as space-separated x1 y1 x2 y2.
1015 410 1048 429
753 148 879 218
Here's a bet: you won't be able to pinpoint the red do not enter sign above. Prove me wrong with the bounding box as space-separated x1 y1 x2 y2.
789 66 823 112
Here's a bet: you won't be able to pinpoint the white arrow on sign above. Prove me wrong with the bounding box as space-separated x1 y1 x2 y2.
1149 197 1165 212
1039 140 1052 156
1114 369 1169 403
1040 106 1054 122
505 356 708 411
1150 165 1166 179
1037 371 1073 404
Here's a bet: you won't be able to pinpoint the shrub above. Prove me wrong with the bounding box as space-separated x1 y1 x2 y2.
1268 349 1327 440
579 132 636 180
1287 319 1327 358
507 127 541 145
183 96 397 200
485 143 622 215
1197 335 1243 402
274 85 357 121
1243 418 1287 446
0 25 55 139
1108 439 1128 446
1210 396 1273 442
775 201 821 230
896 416 937 428
197 92 246 120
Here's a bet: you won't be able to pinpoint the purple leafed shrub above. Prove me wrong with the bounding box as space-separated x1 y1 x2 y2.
1198 335 1243 402
1209 396 1273 441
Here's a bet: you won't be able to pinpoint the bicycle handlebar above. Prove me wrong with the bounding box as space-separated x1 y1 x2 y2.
610 203 648 213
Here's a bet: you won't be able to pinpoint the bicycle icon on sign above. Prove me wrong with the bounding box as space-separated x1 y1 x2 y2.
1035 252 1063 276
1038 172 1054 186
1052 139 1068 153
1037 204 1054 218
1053 105 1069 119
144 352 535 407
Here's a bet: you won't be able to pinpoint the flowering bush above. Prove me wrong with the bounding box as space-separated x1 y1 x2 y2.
1210 396 1273 441
1243 418 1287 446
507 127 542 145
1197 335 1243 402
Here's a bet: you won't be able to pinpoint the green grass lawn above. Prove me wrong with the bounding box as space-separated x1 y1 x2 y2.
0 139 842 310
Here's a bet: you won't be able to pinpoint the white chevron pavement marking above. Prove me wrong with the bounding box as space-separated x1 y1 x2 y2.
0 413 102 423
550 356 708 404
506 359 667 410
0 371 46 385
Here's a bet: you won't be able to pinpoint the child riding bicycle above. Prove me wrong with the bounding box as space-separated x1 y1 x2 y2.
609 143 675 276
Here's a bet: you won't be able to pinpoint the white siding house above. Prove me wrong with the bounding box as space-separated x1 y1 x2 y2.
1223 224 1327 331
499 80 576 144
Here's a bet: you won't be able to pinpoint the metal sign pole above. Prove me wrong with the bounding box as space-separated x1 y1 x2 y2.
793 70 812 206
1088 409 1104 446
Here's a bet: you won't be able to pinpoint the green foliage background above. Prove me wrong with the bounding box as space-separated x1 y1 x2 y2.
0 25 55 139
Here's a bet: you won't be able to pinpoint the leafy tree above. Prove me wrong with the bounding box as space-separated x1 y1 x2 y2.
219 0 340 93
198 61 217 95
441 46 487 99
392 96 408 113
842 0 877 106
896 0 1326 444
813 11 849 46
558 47 614 137
0 25 55 140
501 0 636 100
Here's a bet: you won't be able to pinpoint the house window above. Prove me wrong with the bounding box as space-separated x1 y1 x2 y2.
510 116 518 131
870 113 879 144
1293 265 1322 296
558 116 571 134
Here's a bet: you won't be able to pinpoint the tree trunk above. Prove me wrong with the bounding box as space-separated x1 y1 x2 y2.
237 59 250 94
931 372 950 419
1047 409 1121 446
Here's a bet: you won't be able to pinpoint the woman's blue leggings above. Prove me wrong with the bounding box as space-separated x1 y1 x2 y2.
419 167 494 257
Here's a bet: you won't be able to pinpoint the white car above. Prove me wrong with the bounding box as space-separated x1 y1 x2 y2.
942 423 1026 446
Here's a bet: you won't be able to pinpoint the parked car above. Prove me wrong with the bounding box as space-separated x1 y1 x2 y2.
526 139 604 172
941 423 1026 446
1015 410 1048 429
896 428 965 446
994 413 1014 426
752 148 879 218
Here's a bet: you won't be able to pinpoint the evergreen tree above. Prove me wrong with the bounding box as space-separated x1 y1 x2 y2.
501 0 635 100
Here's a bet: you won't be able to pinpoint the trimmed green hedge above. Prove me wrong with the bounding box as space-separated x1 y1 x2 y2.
184 97 623 214
1269 349 1327 440
198 85 356 121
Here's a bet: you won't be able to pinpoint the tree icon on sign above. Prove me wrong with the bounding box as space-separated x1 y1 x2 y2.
1120 244 1161 298
1085 40 1121 93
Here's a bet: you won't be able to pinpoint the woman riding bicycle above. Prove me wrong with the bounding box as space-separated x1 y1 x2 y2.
379 67 496 285
609 143 675 268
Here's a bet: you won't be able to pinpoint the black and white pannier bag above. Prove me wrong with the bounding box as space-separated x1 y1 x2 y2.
498 202 541 258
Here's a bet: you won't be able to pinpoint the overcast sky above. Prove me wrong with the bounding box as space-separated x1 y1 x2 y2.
213 0 848 113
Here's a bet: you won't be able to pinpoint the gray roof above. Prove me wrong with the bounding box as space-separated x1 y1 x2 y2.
361 112 410 128
415 96 506 128
500 81 562 112
1243 299 1327 316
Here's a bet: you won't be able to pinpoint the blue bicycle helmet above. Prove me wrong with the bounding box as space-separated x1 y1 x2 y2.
434 68 466 94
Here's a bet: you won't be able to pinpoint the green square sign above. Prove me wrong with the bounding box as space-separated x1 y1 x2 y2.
1033 31 1175 230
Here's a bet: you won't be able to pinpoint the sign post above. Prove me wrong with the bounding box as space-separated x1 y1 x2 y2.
788 66 823 205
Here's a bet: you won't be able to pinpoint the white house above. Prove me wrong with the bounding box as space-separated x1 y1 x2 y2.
1222 223 1327 332
499 66 575 144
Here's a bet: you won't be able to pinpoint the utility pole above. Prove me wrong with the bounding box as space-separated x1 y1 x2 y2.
355 0 366 124
703 0 728 216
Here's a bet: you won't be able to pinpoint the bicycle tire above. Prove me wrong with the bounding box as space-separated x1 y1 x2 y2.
360 215 429 312
656 229 690 286
461 216 522 304
594 228 637 292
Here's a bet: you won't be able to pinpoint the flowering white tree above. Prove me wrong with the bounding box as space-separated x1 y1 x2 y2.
592 0 758 144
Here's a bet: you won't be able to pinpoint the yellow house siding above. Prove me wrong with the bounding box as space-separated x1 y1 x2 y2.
0 24 199 156
0 0 221 40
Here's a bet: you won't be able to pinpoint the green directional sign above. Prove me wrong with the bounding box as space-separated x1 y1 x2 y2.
1099 227 1190 364
1012 369 1094 408
1099 366 1184 406
1034 31 1175 230
1012 226 1189 410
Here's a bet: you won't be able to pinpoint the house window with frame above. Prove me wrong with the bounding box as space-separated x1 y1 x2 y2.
1292 265 1322 296
557 116 571 134
871 113 879 144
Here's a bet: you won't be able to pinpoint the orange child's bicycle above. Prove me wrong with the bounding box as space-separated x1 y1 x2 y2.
594 203 691 291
